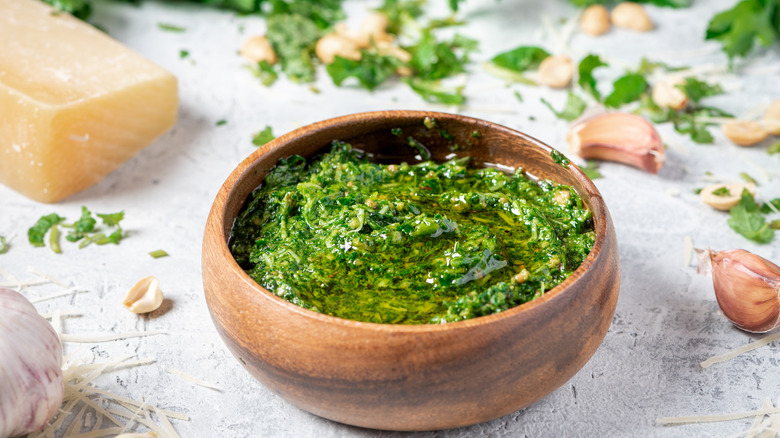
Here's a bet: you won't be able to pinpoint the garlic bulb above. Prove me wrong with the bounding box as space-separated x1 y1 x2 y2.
0 287 64 437
697 248 780 333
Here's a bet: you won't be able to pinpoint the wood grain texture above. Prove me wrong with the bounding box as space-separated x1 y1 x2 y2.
202 110 620 431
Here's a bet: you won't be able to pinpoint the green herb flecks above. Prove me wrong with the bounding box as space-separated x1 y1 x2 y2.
28 214 65 248
567 0 690 7
149 249 170 259
0 235 8 254
580 160 603 179
712 186 731 197
158 23 187 33
768 140 780 155
252 126 276 147
551 150 570 167
326 52 401 91
28 208 125 253
230 141 595 324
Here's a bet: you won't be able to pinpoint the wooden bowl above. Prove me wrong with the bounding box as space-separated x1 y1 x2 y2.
202 110 620 431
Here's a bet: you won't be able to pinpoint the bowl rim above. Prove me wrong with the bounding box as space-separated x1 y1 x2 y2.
208 110 611 333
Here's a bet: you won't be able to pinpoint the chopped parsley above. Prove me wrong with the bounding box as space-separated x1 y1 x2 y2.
580 160 603 180
551 150 570 167
28 208 125 253
712 186 731 197
541 92 587 121
149 249 170 258
0 235 8 254
578 54 608 100
157 23 187 32
252 126 276 147
706 0 780 62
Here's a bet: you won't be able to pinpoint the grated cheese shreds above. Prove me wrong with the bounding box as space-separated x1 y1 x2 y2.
30 289 87 304
656 406 780 425
60 330 167 343
682 236 693 268
701 333 780 368
162 366 223 391
27 266 73 289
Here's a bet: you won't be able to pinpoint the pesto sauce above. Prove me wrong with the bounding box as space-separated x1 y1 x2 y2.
230 141 595 324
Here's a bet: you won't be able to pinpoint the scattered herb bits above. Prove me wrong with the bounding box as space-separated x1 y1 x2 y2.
27 207 125 253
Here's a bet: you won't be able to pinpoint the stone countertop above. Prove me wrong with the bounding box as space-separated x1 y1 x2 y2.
3 0 780 436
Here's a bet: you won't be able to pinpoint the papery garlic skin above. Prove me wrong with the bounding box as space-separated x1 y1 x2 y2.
0 287 64 437
707 249 780 333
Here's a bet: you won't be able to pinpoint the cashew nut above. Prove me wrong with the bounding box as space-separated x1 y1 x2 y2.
699 183 756 211
315 33 362 64
760 98 780 135
537 54 574 89
611 2 654 32
580 5 610 36
721 120 768 147
652 77 687 110
239 35 277 65
124 276 164 314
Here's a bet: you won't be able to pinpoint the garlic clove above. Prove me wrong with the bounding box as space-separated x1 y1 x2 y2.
698 248 780 333
124 275 164 314
0 287 64 437
568 112 665 174
699 182 756 211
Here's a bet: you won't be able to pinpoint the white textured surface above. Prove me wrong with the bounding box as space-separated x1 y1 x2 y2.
2 1 780 436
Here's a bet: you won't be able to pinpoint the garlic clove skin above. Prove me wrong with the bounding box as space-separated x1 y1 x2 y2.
568 112 665 174
0 287 64 437
124 276 164 314
702 249 780 333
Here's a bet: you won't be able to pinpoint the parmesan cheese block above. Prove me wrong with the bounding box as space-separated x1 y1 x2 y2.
0 0 178 203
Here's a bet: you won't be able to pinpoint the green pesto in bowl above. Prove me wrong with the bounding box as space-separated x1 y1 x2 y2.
230 141 595 324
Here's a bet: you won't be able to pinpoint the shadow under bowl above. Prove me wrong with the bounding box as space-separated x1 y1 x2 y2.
202 110 620 431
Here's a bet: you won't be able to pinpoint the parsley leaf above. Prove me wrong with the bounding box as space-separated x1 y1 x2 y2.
489 46 550 73
541 92 587 121
41 0 91 19
578 54 608 100
253 126 276 147
768 140 780 154
248 60 279 87
706 0 779 60
604 73 648 108
327 52 401 91
404 78 465 105
28 214 65 248
66 206 97 242
677 77 723 103
97 211 125 227
265 13 322 83
580 160 603 179
568 0 690 6
728 189 775 243
407 32 477 81
0 235 9 255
